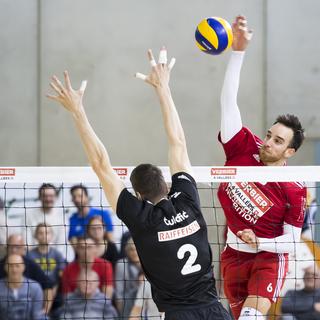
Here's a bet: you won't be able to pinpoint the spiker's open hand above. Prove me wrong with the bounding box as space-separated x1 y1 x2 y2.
232 15 253 51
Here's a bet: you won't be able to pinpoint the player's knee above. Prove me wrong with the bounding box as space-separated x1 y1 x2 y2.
238 307 266 320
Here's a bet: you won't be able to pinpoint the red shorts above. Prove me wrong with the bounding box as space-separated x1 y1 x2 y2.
221 246 288 319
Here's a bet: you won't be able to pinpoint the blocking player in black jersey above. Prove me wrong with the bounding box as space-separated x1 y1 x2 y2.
47 48 230 320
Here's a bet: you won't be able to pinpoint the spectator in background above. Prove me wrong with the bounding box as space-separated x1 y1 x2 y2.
302 191 318 241
62 269 117 319
119 230 131 259
87 215 119 269
0 254 45 320
0 198 7 259
0 234 54 314
115 238 142 319
27 223 66 319
68 185 113 246
129 277 162 320
61 236 113 299
25 183 73 261
281 265 320 320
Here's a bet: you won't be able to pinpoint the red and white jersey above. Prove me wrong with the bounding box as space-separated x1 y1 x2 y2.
218 127 307 239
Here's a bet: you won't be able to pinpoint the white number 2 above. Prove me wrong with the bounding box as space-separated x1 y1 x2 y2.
177 244 201 275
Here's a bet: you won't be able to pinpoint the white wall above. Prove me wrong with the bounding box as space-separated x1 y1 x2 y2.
0 0 318 166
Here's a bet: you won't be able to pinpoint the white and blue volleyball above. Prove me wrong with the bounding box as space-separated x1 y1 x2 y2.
195 17 233 55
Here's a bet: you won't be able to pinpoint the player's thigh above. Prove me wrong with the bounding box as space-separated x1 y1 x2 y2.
164 302 232 320
221 247 250 302
248 252 288 303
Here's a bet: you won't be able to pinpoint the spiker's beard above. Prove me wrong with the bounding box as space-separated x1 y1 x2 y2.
259 146 283 164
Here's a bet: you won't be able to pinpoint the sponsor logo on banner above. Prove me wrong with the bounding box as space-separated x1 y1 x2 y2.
158 221 200 242
114 168 127 176
225 181 274 224
211 167 237 180
0 168 15 180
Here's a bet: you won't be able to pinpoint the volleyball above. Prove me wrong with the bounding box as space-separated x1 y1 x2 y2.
195 17 233 55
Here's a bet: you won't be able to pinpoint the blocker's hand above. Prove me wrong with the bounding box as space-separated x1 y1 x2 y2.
237 229 259 249
232 15 253 51
135 47 176 90
47 71 87 114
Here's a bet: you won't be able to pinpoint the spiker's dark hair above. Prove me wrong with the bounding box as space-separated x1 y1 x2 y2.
274 114 305 151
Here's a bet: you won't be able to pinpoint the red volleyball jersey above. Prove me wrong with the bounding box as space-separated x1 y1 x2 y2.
217 127 306 238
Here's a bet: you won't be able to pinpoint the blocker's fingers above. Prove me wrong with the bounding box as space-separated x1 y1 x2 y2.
168 58 176 71
46 93 60 101
158 47 167 64
64 71 72 90
52 75 65 91
50 82 63 95
135 72 147 81
148 49 157 68
79 80 87 92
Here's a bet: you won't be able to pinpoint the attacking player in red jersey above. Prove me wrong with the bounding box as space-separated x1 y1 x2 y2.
218 16 307 320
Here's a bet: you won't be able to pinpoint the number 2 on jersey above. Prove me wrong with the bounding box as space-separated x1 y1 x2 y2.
177 244 201 275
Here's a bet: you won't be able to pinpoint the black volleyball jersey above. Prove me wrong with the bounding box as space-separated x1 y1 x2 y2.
117 172 218 312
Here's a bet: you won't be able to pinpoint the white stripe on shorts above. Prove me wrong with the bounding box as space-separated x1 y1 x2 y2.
273 253 285 301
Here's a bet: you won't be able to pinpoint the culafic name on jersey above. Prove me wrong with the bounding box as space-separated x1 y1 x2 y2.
164 211 189 226
158 221 200 242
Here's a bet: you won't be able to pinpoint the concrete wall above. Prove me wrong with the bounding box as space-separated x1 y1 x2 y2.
0 0 319 166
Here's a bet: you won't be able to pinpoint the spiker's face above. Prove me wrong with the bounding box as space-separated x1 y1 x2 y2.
259 123 295 165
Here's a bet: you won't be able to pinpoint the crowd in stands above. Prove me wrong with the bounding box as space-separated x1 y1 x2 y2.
0 183 318 319
0 183 161 320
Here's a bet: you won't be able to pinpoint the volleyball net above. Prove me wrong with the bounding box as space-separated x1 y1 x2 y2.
0 166 319 319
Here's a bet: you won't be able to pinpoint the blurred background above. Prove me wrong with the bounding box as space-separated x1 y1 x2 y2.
1 0 319 167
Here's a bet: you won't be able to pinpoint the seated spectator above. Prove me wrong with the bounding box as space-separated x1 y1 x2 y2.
119 230 131 259
87 215 119 269
281 265 320 320
62 269 117 319
61 237 113 298
129 277 162 320
0 234 54 314
25 183 73 261
68 185 113 246
27 223 66 319
0 198 7 259
0 254 45 320
302 192 318 240
115 238 142 319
